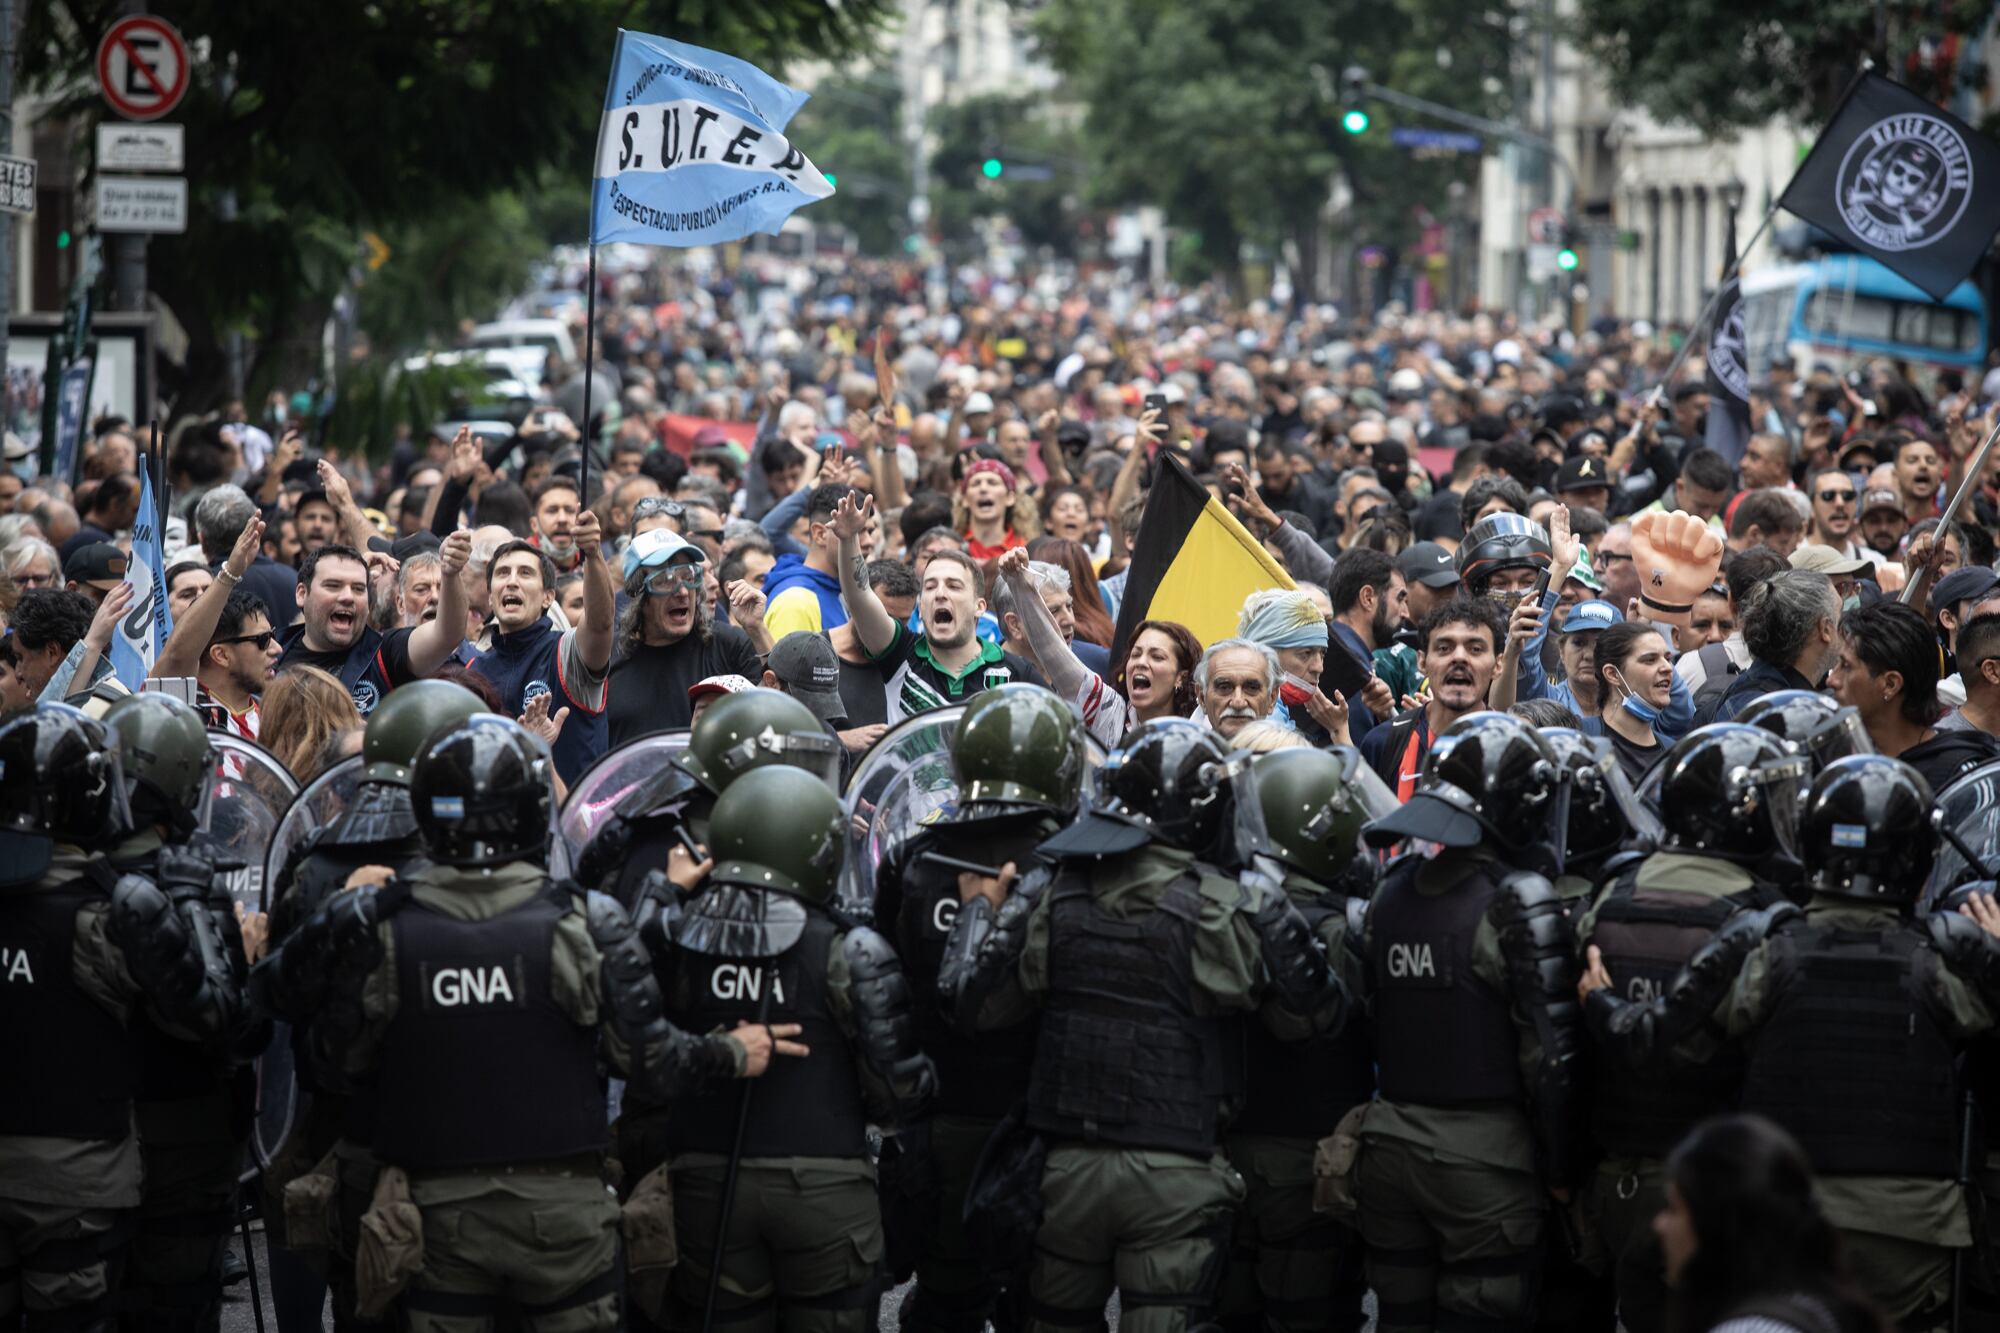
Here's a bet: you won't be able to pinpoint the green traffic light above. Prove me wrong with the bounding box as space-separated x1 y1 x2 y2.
1556 248 1580 272
1341 109 1370 135
982 158 1004 179
55 229 71 249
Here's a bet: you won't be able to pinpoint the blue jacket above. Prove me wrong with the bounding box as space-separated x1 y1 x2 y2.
762 554 848 631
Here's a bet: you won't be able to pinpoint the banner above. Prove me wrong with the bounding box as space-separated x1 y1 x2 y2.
109 459 171 690
591 30 834 248
1704 207 1753 468
661 413 758 459
1779 72 2000 301
52 356 93 483
1109 451 1295 666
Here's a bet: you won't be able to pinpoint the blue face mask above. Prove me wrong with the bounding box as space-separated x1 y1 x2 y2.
1610 668 1662 725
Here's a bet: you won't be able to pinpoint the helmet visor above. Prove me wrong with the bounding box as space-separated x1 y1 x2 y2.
1806 708 1875 767
1299 750 1402 846
714 728 844 789
1748 754 1811 863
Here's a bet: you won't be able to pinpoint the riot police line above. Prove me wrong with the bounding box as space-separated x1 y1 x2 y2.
11 680 2000 1333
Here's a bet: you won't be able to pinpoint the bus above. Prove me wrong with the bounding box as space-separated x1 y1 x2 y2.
1738 254 1987 389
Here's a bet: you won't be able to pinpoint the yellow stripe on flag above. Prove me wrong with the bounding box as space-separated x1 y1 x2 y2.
1140 494 1295 651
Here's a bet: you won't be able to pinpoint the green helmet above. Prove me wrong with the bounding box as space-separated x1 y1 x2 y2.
363 680 490 785
951 683 1084 814
1252 746 1391 882
706 766 844 903
674 688 842 796
104 692 213 819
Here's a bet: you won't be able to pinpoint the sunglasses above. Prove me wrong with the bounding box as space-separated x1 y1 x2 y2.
1815 488 1856 503
687 527 727 543
1595 552 1634 566
631 497 686 520
216 630 278 650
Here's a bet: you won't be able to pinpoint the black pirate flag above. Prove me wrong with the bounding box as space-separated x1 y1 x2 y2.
1704 207 1752 468
1781 72 2000 301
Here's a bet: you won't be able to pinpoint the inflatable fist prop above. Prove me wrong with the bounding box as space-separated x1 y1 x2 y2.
1629 510 1725 628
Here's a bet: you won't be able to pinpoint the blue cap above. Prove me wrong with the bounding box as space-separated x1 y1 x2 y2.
1560 598 1623 633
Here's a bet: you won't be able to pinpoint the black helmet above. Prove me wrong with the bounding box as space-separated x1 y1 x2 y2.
0 704 129 866
1542 728 1647 863
409 716 553 868
1737 690 1874 775
1364 712 1559 851
1454 512 1551 593
1798 754 1935 904
674 688 842 796
951 683 1085 815
363 680 489 786
706 766 845 903
1044 718 1238 857
104 692 213 828
1655 723 1810 860
1252 746 1397 882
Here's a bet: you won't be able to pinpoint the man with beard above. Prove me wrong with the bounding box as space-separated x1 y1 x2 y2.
530 476 584 575
1859 486 1910 559
1892 435 1943 526
1804 466 1881 567
1327 551 1408 742
1360 598 1508 800
273 533 471 717
292 486 341 560
604 530 762 744
155 514 282 739
469 510 614 784
1199 638 1282 741
835 493 1032 723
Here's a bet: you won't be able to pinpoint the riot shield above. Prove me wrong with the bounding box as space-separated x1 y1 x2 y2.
559 730 694 867
196 735 299 916
839 708 1108 916
1926 759 2000 906
263 755 367 914
251 1023 300 1177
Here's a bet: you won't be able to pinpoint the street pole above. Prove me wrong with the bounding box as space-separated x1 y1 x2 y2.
108 0 149 316
0 0 15 425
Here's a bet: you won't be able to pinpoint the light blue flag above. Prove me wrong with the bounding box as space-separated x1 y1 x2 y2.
109 462 171 690
590 30 835 248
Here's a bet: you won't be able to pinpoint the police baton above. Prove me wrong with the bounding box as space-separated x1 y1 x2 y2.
702 974 776 1333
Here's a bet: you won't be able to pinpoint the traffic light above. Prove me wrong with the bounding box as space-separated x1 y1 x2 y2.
982 158 1004 179
1341 109 1371 135
1339 65 1372 134
55 229 71 250
1556 246 1579 272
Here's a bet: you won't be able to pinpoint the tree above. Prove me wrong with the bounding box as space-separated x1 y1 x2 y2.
22 0 892 414
782 66 912 255
1569 0 1987 135
1033 0 1511 296
928 94 1086 257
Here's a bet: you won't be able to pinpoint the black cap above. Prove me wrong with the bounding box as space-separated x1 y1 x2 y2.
390 532 442 562
63 542 127 588
1934 566 2000 616
1361 784 1487 850
1397 541 1461 589
1555 454 1611 494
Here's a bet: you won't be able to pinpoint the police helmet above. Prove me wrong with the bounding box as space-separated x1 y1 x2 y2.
363 680 490 785
1364 712 1559 852
0 704 129 880
951 683 1084 816
706 765 845 903
104 692 214 828
409 715 552 868
1655 723 1810 861
1543 728 1644 863
1454 512 1552 594
1737 690 1874 775
1252 746 1395 883
1798 754 1936 905
674 688 842 796
1043 718 1237 858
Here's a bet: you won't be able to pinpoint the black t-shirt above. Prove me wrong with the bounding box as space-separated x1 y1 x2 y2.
839 656 888 729
1606 724 1665 787
275 623 418 716
233 555 301 628
606 623 763 746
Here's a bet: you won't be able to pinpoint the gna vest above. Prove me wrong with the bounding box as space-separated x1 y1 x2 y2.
1367 857 1522 1108
0 872 138 1141
888 823 1043 1120
1585 863 1776 1158
373 884 606 1170
1233 894 1374 1139
664 905 870 1159
1740 922 1960 1178
1026 872 1233 1154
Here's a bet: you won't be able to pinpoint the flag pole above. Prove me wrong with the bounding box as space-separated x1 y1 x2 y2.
1899 414 2000 605
579 245 598 508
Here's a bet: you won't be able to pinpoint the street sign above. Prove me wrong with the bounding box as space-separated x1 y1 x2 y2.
96 16 189 122
1390 127 1483 154
1528 207 1565 245
97 122 184 172
97 176 188 233
0 154 35 216
1526 243 1560 281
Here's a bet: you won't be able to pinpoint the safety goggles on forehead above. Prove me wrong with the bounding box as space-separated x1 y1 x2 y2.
641 562 705 595
632 497 686 521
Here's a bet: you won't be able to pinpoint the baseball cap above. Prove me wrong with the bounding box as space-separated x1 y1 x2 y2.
63 542 127 589
964 391 996 415
1554 455 1611 494
1560 598 1623 634
1566 546 1605 594
622 528 703 581
766 632 846 724
1362 781 1489 850
1788 545 1872 576
687 674 756 705
1933 566 2000 614
390 532 441 562
1860 488 1903 516
1397 541 1461 589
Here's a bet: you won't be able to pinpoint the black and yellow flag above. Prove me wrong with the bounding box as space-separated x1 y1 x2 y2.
1111 451 1295 664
